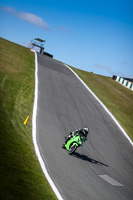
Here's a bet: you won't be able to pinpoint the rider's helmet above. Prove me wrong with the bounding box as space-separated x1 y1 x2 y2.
83 127 89 137
80 127 89 137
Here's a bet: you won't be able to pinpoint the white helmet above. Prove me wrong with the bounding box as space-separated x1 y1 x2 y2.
83 127 89 136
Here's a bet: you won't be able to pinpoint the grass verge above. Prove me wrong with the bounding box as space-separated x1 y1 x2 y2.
69 66 133 141
0 37 57 200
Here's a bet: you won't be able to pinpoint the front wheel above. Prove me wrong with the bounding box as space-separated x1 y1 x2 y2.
69 144 77 155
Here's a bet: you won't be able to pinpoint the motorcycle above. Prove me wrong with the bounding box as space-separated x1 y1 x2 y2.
62 132 86 155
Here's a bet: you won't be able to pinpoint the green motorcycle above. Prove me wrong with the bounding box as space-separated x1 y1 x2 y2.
62 132 86 155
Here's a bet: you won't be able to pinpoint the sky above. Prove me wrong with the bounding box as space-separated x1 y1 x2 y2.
0 0 133 78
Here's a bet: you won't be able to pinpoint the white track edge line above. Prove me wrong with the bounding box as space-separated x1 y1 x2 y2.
64 64 133 146
32 52 64 200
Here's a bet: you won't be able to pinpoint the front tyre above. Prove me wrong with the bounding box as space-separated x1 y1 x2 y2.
69 144 77 155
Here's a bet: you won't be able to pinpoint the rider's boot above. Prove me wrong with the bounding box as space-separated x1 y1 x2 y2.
62 133 73 149
62 137 67 149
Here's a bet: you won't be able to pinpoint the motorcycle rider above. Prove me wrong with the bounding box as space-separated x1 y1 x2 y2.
62 127 89 148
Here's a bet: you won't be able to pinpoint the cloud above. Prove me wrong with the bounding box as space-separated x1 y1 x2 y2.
18 12 49 29
1 6 50 30
121 61 129 65
94 63 112 71
94 63 133 78
2 6 15 13
56 26 71 33
113 71 133 78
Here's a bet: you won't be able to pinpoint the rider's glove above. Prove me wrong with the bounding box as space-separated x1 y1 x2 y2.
69 132 72 137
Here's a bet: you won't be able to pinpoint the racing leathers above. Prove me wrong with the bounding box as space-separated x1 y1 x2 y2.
64 129 88 145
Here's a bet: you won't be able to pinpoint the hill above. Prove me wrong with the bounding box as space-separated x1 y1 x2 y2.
0 37 57 200
0 37 132 199
68 66 133 141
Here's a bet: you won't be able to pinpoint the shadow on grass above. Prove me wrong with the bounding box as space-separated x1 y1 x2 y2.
72 152 109 167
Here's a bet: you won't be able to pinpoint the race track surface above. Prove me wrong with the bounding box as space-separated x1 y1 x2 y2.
36 54 133 200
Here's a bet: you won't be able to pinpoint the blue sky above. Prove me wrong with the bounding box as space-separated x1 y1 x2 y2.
0 0 133 78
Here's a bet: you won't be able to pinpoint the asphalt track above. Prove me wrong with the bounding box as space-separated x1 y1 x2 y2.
36 54 133 200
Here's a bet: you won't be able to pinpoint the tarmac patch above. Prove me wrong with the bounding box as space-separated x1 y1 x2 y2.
99 174 123 186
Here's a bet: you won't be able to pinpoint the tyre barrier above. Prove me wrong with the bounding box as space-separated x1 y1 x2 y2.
113 76 133 91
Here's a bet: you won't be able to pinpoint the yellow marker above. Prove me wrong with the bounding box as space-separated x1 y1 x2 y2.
24 116 29 125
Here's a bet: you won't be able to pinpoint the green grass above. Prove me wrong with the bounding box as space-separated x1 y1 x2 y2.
0 37 57 200
0 37 132 199
69 66 133 141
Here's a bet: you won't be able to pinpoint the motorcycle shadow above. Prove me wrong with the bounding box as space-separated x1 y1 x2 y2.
72 152 109 167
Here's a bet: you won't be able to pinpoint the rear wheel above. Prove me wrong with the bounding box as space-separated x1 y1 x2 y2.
69 144 77 155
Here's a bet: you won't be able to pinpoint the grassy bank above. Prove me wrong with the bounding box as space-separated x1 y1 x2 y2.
69 66 133 141
0 38 57 200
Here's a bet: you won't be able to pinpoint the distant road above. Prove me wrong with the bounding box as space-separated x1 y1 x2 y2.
36 54 133 200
